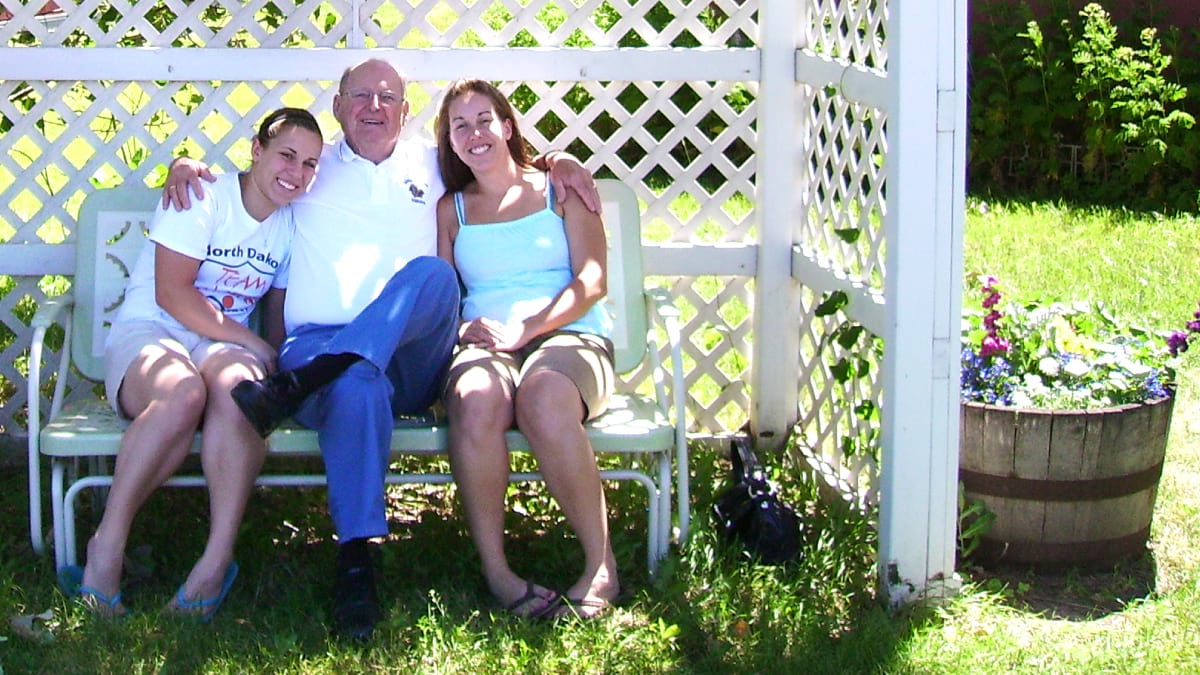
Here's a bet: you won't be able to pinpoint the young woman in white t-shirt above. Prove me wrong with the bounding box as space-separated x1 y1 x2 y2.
58 108 323 620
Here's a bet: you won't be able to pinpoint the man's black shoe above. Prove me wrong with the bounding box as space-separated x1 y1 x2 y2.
230 372 301 438
332 541 382 642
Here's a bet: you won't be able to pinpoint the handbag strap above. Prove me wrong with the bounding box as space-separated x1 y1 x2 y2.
730 437 767 484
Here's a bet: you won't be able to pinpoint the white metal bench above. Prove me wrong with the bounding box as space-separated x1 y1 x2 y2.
27 179 689 575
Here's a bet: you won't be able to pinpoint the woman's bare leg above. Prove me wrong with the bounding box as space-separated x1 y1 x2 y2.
170 347 267 609
81 347 206 615
515 370 618 616
447 366 560 614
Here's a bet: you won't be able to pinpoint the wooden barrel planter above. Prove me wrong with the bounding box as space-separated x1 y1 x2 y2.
958 394 1175 566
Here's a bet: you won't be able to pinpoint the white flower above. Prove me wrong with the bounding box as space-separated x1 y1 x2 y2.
1010 390 1035 408
1063 359 1091 377
1038 356 1060 377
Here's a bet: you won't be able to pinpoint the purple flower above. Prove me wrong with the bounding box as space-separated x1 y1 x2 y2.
984 310 1002 331
1168 331 1190 357
1143 372 1170 400
982 290 1001 309
980 335 1010 358
960 347 1016 404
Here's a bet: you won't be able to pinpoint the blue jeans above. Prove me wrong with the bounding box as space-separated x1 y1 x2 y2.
279 256 460 540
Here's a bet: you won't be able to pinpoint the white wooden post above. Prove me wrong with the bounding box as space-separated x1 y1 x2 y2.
877 0 967 605
750 0 802 452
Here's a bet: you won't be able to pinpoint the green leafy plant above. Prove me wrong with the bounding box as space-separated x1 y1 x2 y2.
814 290 882 462
969 2 1080 190
960 274 1199 409
957 485 996 561
1072 3 1195 195
968 0 1200 211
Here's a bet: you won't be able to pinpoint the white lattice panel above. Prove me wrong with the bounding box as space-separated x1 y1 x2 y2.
0 74 760 440
671 274 752 433
358 0 758 48
0 79 331 245
792 284 883 507
0 0 349 47
789 0 889 507
801 86 887 282
806 0 887 68
1 0 759 48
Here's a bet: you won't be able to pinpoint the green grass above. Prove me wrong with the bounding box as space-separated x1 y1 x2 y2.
2 198 1200 673
964 200 1200 327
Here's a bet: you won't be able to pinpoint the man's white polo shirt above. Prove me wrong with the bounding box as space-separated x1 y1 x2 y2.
285 137 445 332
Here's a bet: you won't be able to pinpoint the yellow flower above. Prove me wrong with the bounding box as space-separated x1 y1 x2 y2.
1050 316 1092 355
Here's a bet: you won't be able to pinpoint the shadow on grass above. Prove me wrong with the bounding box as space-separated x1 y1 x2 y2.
957 551 1158 621
2 447 925 673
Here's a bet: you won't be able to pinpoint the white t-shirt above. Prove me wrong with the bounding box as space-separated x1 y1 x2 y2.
283 138 445 332
113 172 293 331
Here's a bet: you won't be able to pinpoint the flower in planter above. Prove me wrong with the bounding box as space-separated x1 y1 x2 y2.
960 274 1200 409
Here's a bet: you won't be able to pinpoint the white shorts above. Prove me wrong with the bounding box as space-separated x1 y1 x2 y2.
103 320 246 417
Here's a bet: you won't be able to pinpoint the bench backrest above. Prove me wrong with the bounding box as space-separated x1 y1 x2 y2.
71 179 646 381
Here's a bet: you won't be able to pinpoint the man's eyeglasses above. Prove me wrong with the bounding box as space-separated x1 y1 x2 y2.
342 89 401 107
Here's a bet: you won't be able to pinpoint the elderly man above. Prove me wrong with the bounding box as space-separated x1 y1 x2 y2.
165 58 598 641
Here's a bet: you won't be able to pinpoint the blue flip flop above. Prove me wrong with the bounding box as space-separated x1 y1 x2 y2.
57 564 126 616
172 561 239 623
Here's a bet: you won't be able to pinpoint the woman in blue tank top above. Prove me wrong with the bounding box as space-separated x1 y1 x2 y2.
434 79 618 619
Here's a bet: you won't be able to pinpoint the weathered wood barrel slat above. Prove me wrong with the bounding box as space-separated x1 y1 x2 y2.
959 395 1174 565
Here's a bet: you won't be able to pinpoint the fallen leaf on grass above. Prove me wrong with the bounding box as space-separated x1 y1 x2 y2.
9 609 55 643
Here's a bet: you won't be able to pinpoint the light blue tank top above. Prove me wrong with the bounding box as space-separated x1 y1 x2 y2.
452 184 611 338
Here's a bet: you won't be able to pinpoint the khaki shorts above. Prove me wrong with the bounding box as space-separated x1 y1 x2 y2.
103 320 245 417
444 330 615 421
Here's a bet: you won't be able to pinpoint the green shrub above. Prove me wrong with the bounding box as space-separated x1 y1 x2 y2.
969 1 1200 211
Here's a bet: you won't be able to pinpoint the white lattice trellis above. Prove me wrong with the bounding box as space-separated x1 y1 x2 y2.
0 71 762 435
2 0 759 49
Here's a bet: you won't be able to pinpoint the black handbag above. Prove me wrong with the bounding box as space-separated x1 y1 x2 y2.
712 437 802 565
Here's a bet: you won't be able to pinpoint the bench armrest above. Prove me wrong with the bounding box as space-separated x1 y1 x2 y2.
28 293 75 556
32 294 74 328
644 287 683 411
644 287 690 543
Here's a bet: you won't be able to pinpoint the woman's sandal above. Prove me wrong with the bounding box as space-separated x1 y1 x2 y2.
556 595 614 620
57 565 128 618
167 561 239 623
502 581 563 619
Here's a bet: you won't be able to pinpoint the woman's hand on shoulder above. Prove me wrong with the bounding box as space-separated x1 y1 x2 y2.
545 152 601 214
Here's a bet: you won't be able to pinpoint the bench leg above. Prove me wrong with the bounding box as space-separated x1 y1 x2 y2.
48 465 669 578
658 452 672 564
62 474 115 569
593 469 661 576
51 459 70 569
